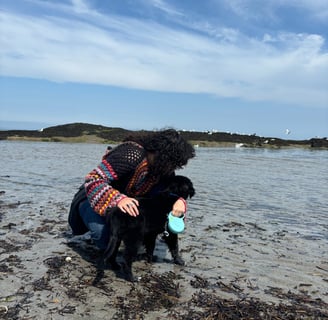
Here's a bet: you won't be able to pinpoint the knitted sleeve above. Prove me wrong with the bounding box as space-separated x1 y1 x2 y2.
84 142 145 215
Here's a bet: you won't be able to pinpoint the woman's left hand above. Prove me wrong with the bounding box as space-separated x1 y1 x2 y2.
172 198 186 217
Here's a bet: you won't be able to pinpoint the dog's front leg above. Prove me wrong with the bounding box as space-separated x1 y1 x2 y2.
164 232 185 266
144 232 157 263
104 236 121 270
122 236 142 282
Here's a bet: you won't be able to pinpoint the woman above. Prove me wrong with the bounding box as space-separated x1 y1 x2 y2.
69 129 195 250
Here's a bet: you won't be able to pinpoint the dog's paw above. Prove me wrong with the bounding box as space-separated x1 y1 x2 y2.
109 261 121 270
125 273 141 282
173 256 185 266
146 254 158 263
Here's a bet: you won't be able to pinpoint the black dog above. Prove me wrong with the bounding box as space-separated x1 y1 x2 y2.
104 175 195 282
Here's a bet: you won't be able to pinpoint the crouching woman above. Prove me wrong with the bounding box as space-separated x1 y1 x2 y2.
68 129 195 250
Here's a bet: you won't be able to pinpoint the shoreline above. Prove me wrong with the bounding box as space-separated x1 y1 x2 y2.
2 136 322 149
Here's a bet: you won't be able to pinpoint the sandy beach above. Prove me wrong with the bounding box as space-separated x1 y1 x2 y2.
1 193 327 319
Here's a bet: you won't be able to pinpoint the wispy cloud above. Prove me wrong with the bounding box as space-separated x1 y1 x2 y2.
219 0 328 22
147 0 184 16
0 0 327 108
71 0 90 13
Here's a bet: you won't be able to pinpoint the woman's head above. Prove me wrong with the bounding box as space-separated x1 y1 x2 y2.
125 129 195 177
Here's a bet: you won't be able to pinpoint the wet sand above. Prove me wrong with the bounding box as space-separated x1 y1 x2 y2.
0 193 328 319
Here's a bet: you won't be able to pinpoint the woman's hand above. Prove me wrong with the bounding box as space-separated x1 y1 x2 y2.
172 198 187 217
118 197 139 217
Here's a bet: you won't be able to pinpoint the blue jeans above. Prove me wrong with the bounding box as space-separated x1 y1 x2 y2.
78 199 109 250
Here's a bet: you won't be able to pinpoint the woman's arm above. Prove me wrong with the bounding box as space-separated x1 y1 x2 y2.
172 198 187 217
84 142 145 216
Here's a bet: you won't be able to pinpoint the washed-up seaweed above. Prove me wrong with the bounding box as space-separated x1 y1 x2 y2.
110 271 328 319
112 271 181 319
0 292 34 320
139 271 181 308
190 274 209 288
265 286 327 308
44 256 66 271
0 240 21 254
181 290 328 320
2 258 328 320
30 256 66 293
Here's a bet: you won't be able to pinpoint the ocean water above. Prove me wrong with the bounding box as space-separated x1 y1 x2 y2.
183 146 328 241
0 140 327 241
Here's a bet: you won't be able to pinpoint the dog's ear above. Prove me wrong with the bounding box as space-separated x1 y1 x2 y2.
188 185 195 199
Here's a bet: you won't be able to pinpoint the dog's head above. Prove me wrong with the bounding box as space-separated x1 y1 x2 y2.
167 175 195 200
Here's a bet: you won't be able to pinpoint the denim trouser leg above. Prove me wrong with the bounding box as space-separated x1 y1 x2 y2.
79 199 109 250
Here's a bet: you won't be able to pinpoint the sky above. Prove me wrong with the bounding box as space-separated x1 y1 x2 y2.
0 0 327 139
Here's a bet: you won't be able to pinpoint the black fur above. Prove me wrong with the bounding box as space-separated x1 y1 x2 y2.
104 175 195 282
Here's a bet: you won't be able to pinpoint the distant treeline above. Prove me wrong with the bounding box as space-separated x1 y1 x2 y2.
0 122 327 148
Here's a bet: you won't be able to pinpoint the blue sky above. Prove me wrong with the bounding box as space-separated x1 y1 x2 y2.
0 0 327 139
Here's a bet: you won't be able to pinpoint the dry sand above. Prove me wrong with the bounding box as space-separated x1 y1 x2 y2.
0 193 328 319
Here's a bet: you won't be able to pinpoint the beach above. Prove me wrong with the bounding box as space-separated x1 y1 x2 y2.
1 194 327 319
0 141 327 319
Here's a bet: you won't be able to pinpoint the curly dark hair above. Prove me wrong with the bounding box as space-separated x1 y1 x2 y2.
124 129 195 177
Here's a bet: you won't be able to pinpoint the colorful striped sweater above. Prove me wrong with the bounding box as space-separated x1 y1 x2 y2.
84 141 157 216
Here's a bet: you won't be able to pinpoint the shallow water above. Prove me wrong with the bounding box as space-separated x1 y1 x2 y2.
183 146 328 241
1 140 327 241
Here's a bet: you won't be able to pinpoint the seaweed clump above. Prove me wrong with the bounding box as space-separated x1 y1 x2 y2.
112 271 181 319
181 290 328 320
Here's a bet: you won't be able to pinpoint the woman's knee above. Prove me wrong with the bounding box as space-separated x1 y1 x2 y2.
79 200 109 249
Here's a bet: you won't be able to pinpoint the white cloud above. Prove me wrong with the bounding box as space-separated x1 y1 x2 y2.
0 1 327 108
71 0 90 13
147 0 184 16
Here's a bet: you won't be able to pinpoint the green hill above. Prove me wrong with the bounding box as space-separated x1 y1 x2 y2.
0 122 327 148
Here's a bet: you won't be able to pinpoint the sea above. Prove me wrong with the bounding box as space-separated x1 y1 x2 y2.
0 140 327 241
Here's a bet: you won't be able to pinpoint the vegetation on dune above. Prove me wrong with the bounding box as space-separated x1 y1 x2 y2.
0 122 327 148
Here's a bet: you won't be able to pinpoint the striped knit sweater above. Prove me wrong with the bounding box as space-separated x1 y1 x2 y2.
85 141 157 216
